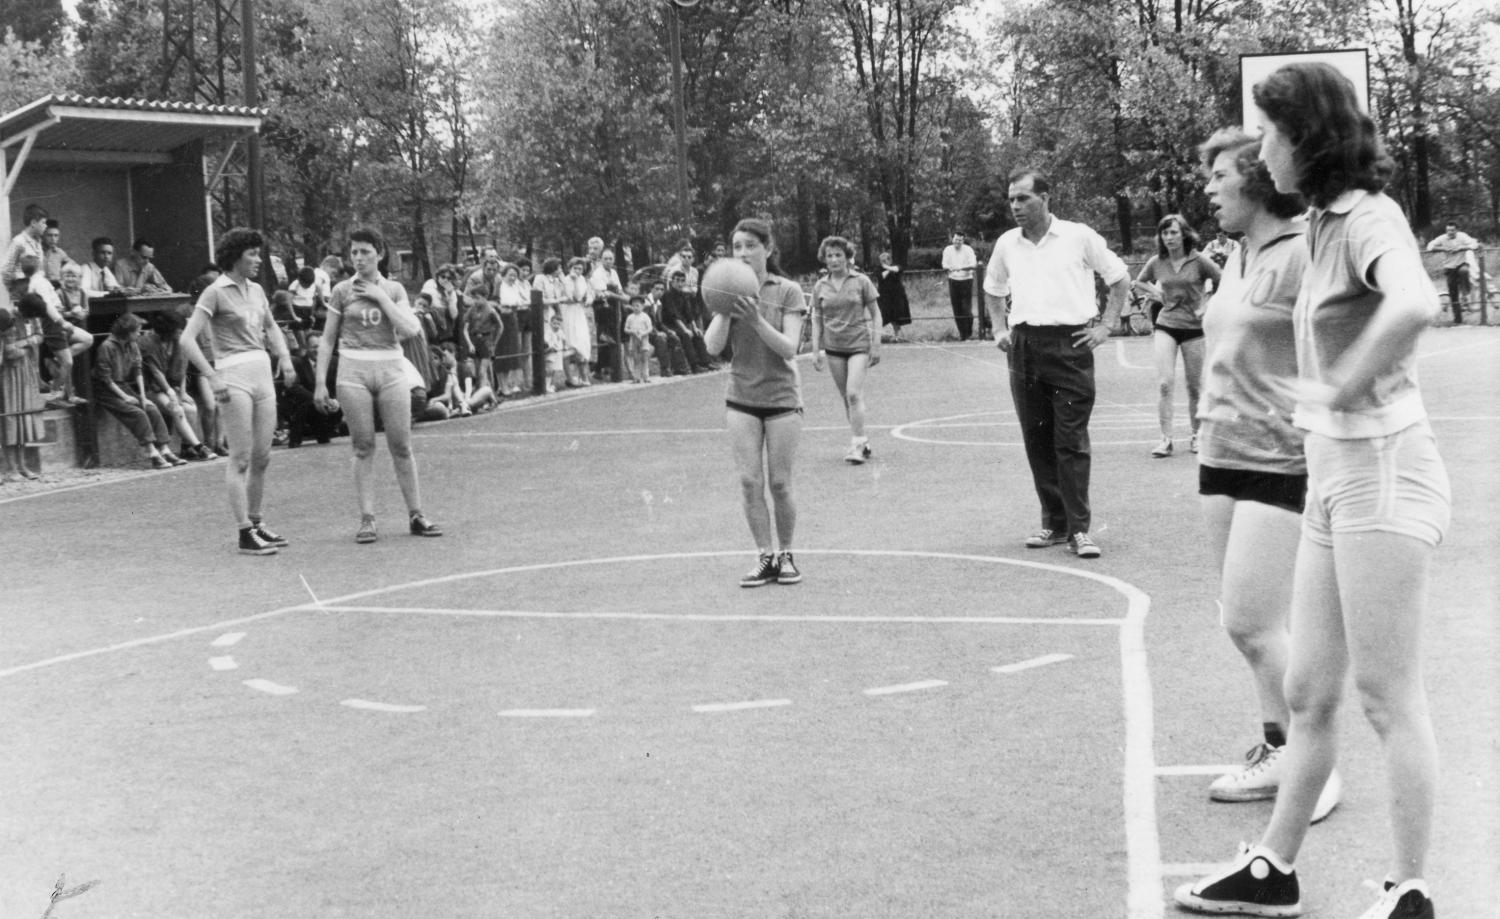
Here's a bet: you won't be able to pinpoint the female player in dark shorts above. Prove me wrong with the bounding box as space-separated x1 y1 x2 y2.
704 218 808 588
1191 128 1341 825
810 235 881 464
1132 215 1221 457
1178 64 1452 919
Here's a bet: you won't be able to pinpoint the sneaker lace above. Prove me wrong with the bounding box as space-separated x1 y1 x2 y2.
1240 742 1279 775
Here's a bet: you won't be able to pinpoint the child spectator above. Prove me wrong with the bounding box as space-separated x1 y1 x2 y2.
543 312 570 394
624 294 654 383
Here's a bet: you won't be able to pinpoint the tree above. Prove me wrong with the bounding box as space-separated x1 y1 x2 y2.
0 0 68 48
827 0 964 264
0 30 79 113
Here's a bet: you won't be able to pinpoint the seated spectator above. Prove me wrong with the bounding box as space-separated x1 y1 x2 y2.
56 263 90 327
141 311 214 460
427 341 496 417
644 279 688 376
185 267 228 456
270 289 311 351
1 293 47 480
83 237 124 298
662 269 713 372
41 219 73 283
92 312 187 468
14 255 91 406
281 331 343 447
624 294 654 383
114 238 174 295
420 264 462 347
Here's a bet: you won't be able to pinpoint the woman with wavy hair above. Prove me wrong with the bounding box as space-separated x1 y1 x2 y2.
1176 62 1449 919
810 235 881 464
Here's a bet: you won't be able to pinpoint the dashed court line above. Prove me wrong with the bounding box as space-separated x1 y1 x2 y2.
341 699 427 713
243 678 297 696
993 653 1074 674
208 656 238 671
692 699 793 714
499 708 596 718
863 679 949 696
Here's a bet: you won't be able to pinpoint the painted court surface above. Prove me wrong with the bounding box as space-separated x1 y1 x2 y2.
2 329 1496 918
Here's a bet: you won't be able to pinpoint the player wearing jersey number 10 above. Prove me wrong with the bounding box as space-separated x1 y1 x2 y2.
314 228 442 543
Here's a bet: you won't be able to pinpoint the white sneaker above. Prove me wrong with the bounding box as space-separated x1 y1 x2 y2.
1209 742 1284 802
843 442 867 465
1310 768 1341 824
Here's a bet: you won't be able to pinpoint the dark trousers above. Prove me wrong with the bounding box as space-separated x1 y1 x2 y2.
650 331 690 375
97 393 170 447
1444 268 1469 323
948 278 974 340
1007 324 1095 534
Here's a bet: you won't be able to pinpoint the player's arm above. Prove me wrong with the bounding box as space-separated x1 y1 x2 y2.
372 281 421 340
809 287 826 370
314 296 343 409
864 277 881 365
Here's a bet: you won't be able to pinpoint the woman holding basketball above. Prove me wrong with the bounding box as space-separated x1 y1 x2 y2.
1176 63 1450 919
704 218 808 587
1133 214 1221 457
810 235 881 464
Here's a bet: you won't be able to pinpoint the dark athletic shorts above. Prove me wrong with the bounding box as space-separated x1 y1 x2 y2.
823 348 867 360
1199 462 1307 515
726 400 801 421
1154 325 1205 345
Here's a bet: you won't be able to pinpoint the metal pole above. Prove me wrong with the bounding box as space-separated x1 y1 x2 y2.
668 2 690 233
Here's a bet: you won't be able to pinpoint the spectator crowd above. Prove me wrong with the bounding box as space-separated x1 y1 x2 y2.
0 206 739 480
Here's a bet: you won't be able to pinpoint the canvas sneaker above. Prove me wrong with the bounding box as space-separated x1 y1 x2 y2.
775 551 802 585
739 553 779 588
1070 532 1101 558
409 514 443 537
1356 879 1434 919
251 522 289 548
1024 528 1069 548
355 516 378 544
1174 843 1301 917
844 442 867 464
238 527 279 556
1210 743 1285 802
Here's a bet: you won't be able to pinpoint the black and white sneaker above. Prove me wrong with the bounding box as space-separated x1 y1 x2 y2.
251 522 289 548
740 553 779 588
238 527 279 556
775 551 802 585
1356 880 1434 919
1024 528 1069 548
1070 532 1102 558
409 514 443 537
355 516 378 544
1174 844 1301 917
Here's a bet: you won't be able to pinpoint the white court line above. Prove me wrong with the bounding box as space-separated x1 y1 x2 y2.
242 678 297 696
1155 764 1238 776
692 699 792 714
863 679 948 696
341 699 427 713
499 708 596 718
313 605 1124 626
0 548 1160 919
1114 338 1154 370
208 656 238 671
992 653 1074 674
211 632 245 648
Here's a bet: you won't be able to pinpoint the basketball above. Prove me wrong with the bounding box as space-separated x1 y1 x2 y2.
700 259 759 315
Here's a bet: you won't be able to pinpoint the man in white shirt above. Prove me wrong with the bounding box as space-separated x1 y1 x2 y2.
83 237 124 297
1425 221 1479 324
2 203 48 282
941 231 978 340
114 238 174 295
984 168 1130 558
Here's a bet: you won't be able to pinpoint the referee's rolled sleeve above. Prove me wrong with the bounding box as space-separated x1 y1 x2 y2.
983 243 1009 299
